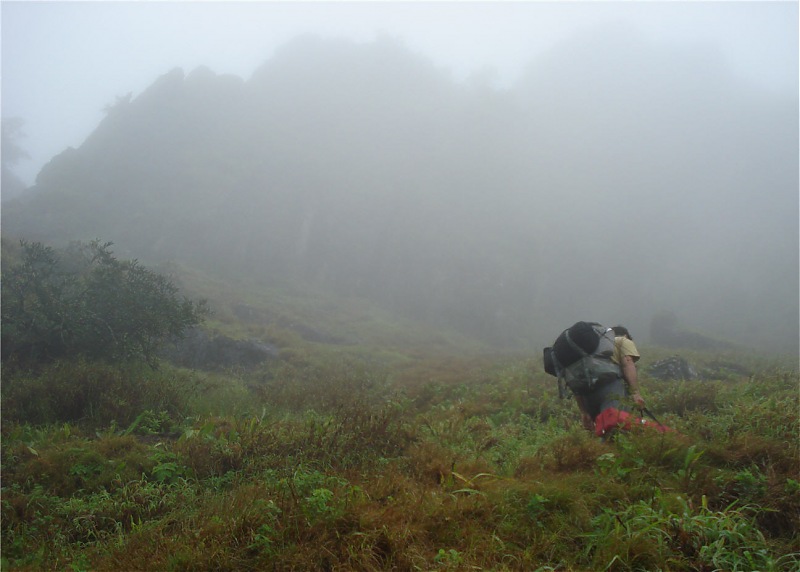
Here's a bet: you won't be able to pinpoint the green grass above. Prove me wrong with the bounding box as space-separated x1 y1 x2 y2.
172 259 488 358
2 344 798 571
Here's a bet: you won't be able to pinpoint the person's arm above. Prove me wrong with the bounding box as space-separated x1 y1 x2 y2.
621 355 646 408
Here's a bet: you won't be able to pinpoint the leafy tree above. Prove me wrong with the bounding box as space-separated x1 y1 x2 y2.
1 239 209 366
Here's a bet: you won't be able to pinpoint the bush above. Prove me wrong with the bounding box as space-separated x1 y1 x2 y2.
1 238 208 366
1 359 202 428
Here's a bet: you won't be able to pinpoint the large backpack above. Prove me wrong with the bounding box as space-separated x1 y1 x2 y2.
543 321 621 395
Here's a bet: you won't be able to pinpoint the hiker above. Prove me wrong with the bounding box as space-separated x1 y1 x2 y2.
544 322 672 436
574 325 644 431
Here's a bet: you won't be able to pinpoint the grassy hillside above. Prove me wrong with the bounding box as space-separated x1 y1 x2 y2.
3 27 797 569
166 258 490 358
2 287 798 571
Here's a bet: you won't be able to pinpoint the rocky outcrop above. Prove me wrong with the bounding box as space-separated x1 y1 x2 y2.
647 356 701 381
161 327 279 371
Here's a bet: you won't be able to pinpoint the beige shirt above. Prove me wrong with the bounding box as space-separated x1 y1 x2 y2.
612 336 640 364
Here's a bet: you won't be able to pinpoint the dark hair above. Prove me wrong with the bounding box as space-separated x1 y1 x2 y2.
612 325 633 340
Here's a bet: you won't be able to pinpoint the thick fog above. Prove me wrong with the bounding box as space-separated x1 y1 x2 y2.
2 2 798 355
3 2 796 185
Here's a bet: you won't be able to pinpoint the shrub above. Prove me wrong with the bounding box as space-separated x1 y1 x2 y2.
585 497 787 571
652 379 721 416
1 238 208 367
1 359 201 428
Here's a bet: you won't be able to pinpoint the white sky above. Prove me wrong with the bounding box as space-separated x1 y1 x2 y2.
2 0 798 186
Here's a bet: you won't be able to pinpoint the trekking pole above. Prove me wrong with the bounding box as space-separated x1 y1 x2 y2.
640 407 666 430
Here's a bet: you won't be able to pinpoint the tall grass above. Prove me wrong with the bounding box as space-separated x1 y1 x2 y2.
2 350 798 571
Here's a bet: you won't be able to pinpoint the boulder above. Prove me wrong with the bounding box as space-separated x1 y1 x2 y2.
647 356 701 381
160 327 279 371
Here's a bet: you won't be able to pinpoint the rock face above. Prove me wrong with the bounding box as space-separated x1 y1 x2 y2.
161 328 279 371
647 356 701 381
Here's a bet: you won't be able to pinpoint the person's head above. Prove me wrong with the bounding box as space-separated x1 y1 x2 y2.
612 325 633 340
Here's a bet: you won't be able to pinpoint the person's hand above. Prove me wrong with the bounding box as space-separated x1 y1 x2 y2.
631 392 646 409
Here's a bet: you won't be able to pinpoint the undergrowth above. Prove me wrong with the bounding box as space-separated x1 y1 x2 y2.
2 350 798 571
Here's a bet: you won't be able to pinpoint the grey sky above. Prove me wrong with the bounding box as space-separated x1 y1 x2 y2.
2 1 798 186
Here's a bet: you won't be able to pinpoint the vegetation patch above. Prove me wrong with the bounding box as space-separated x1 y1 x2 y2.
3 351 797 571
1 239 798 570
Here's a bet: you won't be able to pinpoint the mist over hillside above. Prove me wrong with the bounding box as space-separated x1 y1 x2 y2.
3 30 797 354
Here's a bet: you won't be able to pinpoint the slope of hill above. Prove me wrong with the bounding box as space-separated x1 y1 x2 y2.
3 31 797 352
2 31 798 571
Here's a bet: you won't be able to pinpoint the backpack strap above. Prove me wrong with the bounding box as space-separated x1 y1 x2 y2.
542 344 568 398
558 376 567 399
549 347 569 399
